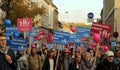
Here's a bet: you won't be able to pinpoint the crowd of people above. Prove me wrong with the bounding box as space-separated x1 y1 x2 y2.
0 32 120 70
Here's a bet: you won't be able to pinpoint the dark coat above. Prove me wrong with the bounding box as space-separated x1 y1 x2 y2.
0 48 18 70
42 55 56 70
95 59 119 70
69 61 81 70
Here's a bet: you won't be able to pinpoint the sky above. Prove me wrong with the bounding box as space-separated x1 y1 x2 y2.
53 0 103 24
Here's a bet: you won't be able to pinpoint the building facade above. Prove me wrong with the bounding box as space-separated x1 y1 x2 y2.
102 0 120 42
53 5 58 30
33 0 59 44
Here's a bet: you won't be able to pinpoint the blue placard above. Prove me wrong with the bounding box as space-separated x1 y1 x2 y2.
76 27 90 38
53 31 70 45
26 27 37 37
60 32 70 45
75 35 81 47
46 44 53 50
53 31 63 44
69 34 76 42
111 41 117 47
56 45 63 51
10 38 28 51
6 26 18 36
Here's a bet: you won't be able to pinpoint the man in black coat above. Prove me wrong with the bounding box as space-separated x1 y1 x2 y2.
0 33 17 70
96 51 119 70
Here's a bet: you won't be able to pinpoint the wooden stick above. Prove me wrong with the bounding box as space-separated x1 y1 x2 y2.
94 43 99 68
55 45 60 70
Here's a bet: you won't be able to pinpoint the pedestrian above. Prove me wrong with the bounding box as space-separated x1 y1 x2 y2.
42 48 56 70
114 48 120 70
95 50 119 70
81 51 95 70
28 45 42 70
69 53 82 70
114 48 120 64
16 51 28 70
63 49 71 70
87 48 95 62
0 33 18 70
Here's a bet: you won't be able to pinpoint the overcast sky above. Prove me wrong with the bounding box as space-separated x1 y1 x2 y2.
53 0 103 24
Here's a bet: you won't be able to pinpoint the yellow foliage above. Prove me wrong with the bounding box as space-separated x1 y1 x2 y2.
61 22 91 32
4 0 46 25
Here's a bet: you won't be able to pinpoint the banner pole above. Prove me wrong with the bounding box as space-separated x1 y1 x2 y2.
24 32 26 39
94 43 99 68
55 44 60 70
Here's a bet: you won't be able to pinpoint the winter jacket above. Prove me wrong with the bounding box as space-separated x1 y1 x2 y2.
81 59 95 70
28 54 41 70
69 60 82 70
42 55 56 70
0 48 18 70
95 59 119 70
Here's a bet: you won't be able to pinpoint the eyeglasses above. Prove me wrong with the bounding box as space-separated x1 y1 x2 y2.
0 39 6 42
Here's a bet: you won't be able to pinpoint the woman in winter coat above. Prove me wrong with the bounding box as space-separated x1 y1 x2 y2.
69 53 82 70
42 48 56 70
81 51 95 70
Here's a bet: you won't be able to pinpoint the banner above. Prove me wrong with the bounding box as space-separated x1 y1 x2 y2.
77 27 90 38
34 31 46 40
46 44 53 50
17 18 32 32
26 27 37 37
91 22 112 39
6 26 17 36
75 35 81 47
10 38 28 51
53 31 70 45
69 34 76 42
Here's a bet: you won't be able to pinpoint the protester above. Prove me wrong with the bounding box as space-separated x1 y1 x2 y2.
42 48 56 70
95 50 119 70
63 49 71 70
69 53 82 70
81 51 95 70
28 46 42 70
114 48 120 64
57 51 64 70
43 48 48 58
87 48 95 62
0 33 18 70
16 51 28 70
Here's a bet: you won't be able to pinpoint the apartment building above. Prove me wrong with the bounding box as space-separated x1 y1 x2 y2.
102 0 120 41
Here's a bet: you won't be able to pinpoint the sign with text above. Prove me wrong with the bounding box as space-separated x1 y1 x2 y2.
17 18 32 32
10 38 28 51
6 26 17 36
75 35 81 47
91 22 112 39
77 27 90 38
34 31 46 40
53 31 70 45
69 34 76 42
26 27 37 37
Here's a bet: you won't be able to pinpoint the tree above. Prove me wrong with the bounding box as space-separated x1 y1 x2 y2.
1 0 46 26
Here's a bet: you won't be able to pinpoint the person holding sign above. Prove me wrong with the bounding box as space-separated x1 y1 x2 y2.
0 33 18 70
28 45 42 70
42 48 56 70
69 54 82 70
